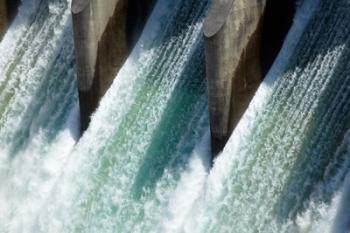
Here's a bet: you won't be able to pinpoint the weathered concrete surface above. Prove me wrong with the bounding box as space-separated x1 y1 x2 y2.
0 0 7 39
72 0 127 131
72 0 155 131
205 0 296 156
204 0 266 155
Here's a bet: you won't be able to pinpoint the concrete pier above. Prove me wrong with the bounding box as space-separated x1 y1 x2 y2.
204 0 266 155
205 0 296 155
72 0 155 131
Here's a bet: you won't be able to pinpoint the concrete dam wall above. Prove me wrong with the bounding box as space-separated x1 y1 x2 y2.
205 0 295 155
72 0 155 131
71 0 295 154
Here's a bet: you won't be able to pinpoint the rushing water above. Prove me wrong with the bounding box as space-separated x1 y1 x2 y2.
1 0 350 232
0 0 79 232
172 0 350 232
32 0 209 232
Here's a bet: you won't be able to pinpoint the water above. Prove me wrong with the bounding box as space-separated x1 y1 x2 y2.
31 0 210 232
0 0 210 231
1 0 350 232
171 0 350 232
0 0 79 232
333 164 350 233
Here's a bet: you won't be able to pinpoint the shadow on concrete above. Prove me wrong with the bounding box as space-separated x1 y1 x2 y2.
261 0 295 77
126 0 156 49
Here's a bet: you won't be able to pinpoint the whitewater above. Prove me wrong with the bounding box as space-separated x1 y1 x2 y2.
0 0 350 233
0 0 209 232
170 0 350 232
0 0 79 232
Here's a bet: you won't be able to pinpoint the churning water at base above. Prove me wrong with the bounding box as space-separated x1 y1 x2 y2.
173 0 350 232
1 0 350 232
31 0 209 232
0 0 79 232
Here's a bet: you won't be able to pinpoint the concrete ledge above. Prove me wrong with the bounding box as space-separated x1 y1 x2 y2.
203 0 233 38
71 0 90 14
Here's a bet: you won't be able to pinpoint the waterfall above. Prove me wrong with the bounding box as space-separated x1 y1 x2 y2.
172 0 350 232
1 0 350 232
0 0 79 232
30 0 210 232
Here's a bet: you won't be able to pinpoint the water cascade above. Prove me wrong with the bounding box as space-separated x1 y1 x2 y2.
0 0 79 231
172 0 350 232
33 0 210 232
1 0 350 232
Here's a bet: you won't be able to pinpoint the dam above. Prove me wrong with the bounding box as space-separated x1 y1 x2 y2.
70 0 295 153
0 0 350 232
71 0 156 130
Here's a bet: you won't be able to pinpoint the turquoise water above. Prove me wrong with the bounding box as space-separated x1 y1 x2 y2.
0 1 79 232
1 0 350 232
0 0 210 232
36 0 209 232
178 0 350 232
